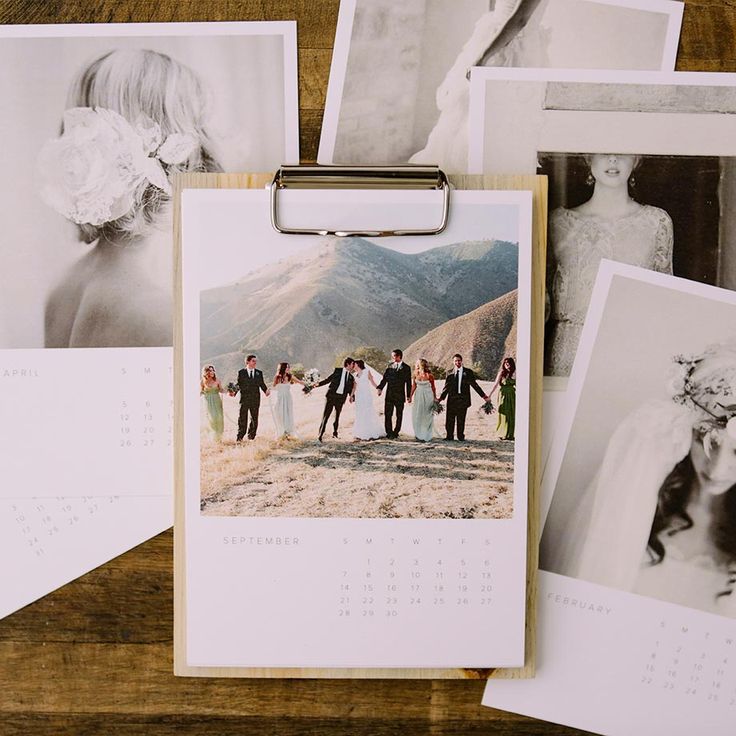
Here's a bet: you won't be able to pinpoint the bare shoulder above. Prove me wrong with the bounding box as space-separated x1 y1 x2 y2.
45 253 96 348
70 276 172 348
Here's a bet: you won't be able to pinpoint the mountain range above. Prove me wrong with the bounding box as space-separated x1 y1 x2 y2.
200 236 518 378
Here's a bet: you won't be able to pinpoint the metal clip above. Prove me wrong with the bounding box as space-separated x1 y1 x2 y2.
269 165 450 237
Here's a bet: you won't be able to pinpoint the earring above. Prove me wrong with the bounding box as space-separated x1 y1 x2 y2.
629 174 636 188
586 173 595 186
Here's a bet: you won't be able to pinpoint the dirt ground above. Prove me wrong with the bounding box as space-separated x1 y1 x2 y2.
200 380 515 519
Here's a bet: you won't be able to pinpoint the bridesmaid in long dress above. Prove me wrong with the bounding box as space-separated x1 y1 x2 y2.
272 362 305 439
490 357 516 441
410 358 438 442
200 364 225 442
546 153 673 376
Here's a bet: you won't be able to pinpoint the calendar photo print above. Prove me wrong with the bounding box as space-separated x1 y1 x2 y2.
0 22 299 621
176 181 537 671
483 263 736 734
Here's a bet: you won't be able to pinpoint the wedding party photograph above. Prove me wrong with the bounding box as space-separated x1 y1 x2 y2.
0 24 296 350
198 234 521 520
540 268 736 619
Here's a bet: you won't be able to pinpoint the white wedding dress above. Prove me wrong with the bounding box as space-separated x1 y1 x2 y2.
540 400 736 618
352 369 386 440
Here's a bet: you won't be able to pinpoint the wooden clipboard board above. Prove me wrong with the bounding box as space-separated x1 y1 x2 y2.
173 171 547 679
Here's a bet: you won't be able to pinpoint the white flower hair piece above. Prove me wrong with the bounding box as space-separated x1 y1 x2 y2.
37 107 198 227
668 343 736 456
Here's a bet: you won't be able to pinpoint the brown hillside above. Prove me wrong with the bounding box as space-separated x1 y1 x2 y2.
404 290 517 380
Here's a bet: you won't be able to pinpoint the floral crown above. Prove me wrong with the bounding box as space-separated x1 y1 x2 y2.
37 107 199 227
667 343 736 448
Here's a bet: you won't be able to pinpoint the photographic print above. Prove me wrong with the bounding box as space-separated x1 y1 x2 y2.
192 193 530 520
541 266 736 618
482 265 736 736
468 69 736 379
0 23 298 350
319 0 682 171
0 21 298 620
178 185 533 670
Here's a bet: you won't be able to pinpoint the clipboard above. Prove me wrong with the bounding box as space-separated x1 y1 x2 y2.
173 167 547 679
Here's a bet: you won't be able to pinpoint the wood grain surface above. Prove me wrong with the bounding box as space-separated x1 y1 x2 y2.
0 1 732 734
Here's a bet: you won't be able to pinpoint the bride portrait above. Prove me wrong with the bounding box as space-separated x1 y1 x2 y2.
542 341 736 618
545 153 674 377
40 48 222 348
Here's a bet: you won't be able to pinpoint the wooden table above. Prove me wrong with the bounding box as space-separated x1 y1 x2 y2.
0 1 732 733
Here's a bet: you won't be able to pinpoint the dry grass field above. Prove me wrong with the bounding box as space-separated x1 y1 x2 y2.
200 379 515 519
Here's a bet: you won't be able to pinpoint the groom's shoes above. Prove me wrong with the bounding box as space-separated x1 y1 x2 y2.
332 431 339 438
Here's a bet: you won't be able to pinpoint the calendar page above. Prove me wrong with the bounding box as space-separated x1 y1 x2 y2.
179 188 533 668
0 22 299 617
484 263 736 734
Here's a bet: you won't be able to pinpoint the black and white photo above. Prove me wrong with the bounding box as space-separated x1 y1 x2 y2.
540 264 736 619
468 69 736 377
319 0 682 171
0 23 298 350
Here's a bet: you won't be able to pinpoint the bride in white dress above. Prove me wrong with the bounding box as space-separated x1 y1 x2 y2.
352 360 386 441
541 342 736 618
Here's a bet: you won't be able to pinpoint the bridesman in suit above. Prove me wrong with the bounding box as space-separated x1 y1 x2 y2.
316 357 356 441
377 349 412 439
235 354 270 441
439 353 489 441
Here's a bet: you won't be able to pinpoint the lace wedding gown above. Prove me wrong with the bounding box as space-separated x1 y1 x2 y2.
545 205 673 376
353 370 386 440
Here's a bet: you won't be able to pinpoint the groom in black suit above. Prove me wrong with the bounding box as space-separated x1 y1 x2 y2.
377 349 412 439
316 357 356 442
235 354 270 441
439 354 489 441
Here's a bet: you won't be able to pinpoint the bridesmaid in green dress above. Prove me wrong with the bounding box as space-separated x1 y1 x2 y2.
491 357 516 441
200 365 225 441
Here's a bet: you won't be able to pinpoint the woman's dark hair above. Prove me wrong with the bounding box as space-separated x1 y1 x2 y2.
500 357 516 379
648 455 736 579
274 362 291 384
355 359 366 370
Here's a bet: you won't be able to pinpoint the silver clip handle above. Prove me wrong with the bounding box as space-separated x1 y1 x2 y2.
269 165 450 237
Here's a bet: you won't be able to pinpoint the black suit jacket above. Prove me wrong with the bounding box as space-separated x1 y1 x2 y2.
317 367 355 399
440 367 485 408
236 367 268 404
377 362 412 403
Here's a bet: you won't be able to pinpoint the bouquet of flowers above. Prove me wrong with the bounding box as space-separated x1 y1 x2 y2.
302 368 320 395
226 381 239 397
480 400 494 415
431 399 444 415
